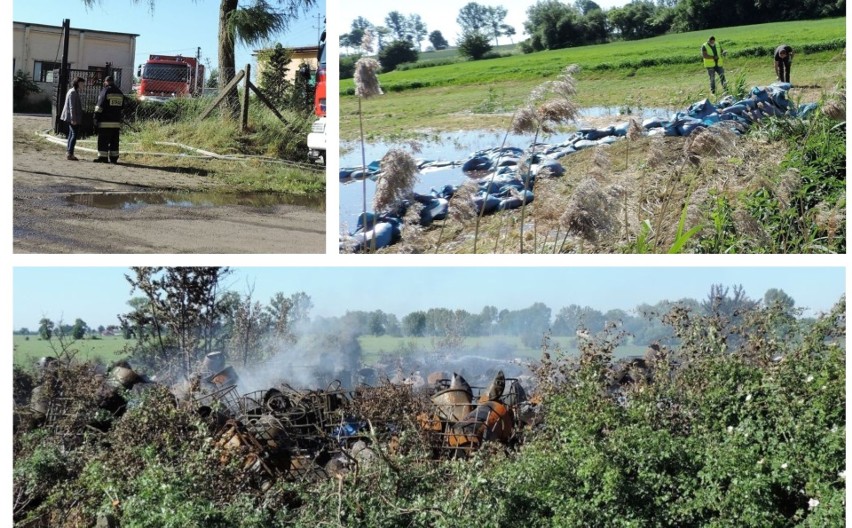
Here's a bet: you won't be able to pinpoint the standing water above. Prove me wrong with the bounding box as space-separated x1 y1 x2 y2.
339 107 671 233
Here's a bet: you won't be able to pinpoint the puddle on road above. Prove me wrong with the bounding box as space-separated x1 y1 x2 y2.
65 191 325 211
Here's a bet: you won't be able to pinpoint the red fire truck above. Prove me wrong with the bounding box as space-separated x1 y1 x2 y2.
307 31 326 164
136 54 204 102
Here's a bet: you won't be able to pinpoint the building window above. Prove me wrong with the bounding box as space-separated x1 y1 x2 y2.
33 60 61 82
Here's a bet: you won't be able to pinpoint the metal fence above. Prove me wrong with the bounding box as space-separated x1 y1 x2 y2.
50 66 317 136
52 68 124 136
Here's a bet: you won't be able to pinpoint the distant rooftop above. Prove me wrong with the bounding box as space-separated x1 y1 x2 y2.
14 20 140 38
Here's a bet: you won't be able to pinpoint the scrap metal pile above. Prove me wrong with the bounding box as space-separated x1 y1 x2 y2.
16 353 537 490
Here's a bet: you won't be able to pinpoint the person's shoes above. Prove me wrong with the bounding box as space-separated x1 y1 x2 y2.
109 158 120 165
93 157 109 163
66 154 79 161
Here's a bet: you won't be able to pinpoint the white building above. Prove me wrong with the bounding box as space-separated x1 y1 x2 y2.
13 21 138 101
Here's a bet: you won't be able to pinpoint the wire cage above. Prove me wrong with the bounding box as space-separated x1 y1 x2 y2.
422 377 527 458
192 384 241 417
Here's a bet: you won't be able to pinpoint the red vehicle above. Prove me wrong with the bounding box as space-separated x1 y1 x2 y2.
137 54 204 102
307 31 326 164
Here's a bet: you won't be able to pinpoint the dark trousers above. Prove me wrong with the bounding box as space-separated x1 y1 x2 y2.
776 59 791 83
97 127 121 161
706 65 727 94
66 124 77 155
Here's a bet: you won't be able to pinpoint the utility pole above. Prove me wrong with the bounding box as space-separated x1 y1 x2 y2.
196 46 201 93
313 13 323 44
55 18 71 134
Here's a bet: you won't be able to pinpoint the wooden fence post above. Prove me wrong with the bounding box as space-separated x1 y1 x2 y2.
241 64 251 131
197 69 246 121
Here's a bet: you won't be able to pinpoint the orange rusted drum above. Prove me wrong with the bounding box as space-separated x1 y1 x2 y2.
449 400 514 451
207 366 239 387
431 388 473 423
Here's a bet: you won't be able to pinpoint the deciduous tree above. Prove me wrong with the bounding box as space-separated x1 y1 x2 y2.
429 30 450 50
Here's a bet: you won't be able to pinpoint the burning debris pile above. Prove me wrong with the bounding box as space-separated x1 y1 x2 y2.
14 352 539 497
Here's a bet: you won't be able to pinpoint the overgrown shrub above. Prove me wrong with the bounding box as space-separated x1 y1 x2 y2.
13 69 41 111
340 53 362 79
378 40 419 72
457 31 493 61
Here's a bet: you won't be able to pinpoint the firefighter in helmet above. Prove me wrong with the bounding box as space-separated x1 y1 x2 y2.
93 75 125 163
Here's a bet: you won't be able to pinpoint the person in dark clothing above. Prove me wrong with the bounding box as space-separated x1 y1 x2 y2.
93 75 125 163
774 44 794 83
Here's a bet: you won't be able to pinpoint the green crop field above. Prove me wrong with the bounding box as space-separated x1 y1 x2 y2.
13 335 132 368
357 334 646 364
340 18 845 139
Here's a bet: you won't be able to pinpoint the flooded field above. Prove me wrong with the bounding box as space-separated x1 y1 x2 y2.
339 107 670 231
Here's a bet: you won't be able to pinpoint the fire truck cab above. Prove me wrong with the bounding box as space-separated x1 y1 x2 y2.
137 54 204 103
307 31 326 165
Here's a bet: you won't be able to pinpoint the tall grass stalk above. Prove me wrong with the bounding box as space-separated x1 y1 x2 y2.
354 58 383 252
511 65 581 253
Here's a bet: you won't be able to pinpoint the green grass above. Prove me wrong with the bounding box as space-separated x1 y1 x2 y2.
357 335 646 363
340 18 845 140
116 96 325 195
13 335 131 368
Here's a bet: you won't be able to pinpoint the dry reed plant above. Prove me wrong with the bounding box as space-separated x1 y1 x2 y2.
625 117 643 169
733 205 767 243
774 168 801 208
683 126 738 165
373 148 419 213
826 85 845 119
812 202 845 243
509 64 581 253
590 146 612 181
529 178 566 253
558 177 615 252
354 58 383 99
354 58 383 251
398 202 425 254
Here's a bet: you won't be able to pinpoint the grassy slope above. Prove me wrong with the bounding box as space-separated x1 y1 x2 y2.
340 18 845 140
13 335 131 368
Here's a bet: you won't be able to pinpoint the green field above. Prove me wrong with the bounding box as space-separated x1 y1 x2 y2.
340 18 845 139
13 335 132 368
357 334 646 363
12 334 647 369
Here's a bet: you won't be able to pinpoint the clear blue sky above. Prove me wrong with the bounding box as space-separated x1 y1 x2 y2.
335 0 633 44
12 266 845 329
12 0 326 78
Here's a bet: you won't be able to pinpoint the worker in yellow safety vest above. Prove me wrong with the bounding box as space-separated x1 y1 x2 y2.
701 35 728 95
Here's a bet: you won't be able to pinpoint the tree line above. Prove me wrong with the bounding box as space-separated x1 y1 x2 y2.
338 285 800 348
24 267 805 372
340 0 844 74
